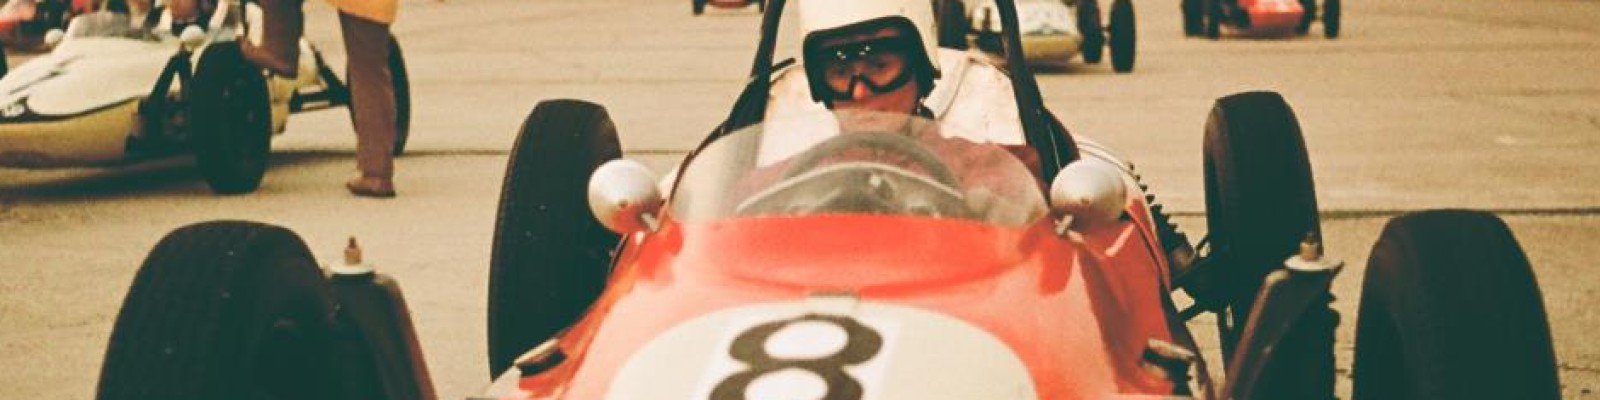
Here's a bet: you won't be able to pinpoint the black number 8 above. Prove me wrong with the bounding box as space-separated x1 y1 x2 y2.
709 314 884 400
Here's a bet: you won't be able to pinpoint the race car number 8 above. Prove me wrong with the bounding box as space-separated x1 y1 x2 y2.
709 314 883 400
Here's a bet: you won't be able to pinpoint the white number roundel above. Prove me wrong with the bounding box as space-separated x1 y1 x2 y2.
605 301 1037 400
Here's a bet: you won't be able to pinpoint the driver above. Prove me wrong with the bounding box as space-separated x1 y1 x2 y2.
731 0 1044 223
786 0 1042 174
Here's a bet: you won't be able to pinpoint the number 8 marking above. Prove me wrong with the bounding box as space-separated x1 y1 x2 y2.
710 314 884 400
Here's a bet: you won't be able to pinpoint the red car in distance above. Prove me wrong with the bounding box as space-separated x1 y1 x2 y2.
1183 0 1340 39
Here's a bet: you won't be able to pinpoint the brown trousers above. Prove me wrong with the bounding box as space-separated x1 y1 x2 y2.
339 12 397 179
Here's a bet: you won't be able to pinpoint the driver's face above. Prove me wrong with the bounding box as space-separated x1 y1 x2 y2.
818 27 923 116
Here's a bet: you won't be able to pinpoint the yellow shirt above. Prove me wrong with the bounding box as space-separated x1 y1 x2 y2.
324 0 397 24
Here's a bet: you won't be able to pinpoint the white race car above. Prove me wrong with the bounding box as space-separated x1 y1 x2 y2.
0 1 409 194
942 0 1135 72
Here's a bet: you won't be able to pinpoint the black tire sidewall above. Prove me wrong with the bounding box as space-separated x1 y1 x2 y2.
1201 91 1333 398
1203 91 1320 299
935 0 970 50
1108 0 1136 73
97 221 341 399
1323 0 1340 38
1354 210 1560 400
389 37 412 155
487 100 622 375
190 42 272 194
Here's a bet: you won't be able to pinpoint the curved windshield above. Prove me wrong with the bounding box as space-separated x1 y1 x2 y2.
672 110 1047 226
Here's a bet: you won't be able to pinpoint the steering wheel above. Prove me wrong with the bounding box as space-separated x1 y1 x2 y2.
782 132 961 188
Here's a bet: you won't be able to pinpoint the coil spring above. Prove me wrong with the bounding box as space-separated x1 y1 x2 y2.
1131 165 1192 263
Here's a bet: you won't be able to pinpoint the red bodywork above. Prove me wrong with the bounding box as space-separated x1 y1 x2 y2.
706 0 758 9
1235 0 1304 34
500 188 1202 398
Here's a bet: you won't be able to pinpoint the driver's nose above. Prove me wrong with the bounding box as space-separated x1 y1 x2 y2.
849 82 874 100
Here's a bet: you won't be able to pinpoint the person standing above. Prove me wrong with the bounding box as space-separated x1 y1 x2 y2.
238 0 400 197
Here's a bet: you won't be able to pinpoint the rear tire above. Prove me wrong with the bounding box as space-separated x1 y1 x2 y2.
1107 0 1136 73
1295 0 1315 34
190 42 273 194
1202 91 1335 399
935 0 969 50
97 221 342 399
1204 0 1222 39
1323 0 1340 38
487 100 622 375
693 0 707 15
389 37 412 155
1353 210 1560 400
1181 0 1204 36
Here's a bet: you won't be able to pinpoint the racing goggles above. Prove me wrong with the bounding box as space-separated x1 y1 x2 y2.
811 36 922 101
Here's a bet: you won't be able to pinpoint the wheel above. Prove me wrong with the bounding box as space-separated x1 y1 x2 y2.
389 37 412 155
1353 210 1559 399
1078 0 1105 64
97 221 342 399
692 0 707 15
1107 0 1135 73
345 36 412 156
1204 0 1222 39
934 0 969 50
488 99 622 375
1 45 8 78
1201 91 1335 398
190 42 273 194
1295 0 1316 34
1181 0 1204 36
1323 0 1340 38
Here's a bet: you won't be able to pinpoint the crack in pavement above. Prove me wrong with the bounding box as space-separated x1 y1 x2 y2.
1561 362 1600 374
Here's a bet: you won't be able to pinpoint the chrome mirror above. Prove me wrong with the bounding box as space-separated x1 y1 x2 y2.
1049 158 1127 230
587 159 664 234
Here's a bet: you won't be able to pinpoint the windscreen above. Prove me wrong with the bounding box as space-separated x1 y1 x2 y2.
671 110 1047 226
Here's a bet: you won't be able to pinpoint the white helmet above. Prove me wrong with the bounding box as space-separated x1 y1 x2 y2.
796 0 942 103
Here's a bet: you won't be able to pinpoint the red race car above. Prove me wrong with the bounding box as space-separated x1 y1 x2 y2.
94 0 1558 399
1182 0 1339 39
692 0 765 15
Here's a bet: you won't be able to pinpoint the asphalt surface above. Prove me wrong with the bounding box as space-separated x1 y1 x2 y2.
2 0 1598 398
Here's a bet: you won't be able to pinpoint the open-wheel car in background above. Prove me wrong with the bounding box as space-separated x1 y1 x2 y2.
1183 0 1339 39
937 0 1135 72
0 0 410 194
91 0 1559 399
692 0 765 16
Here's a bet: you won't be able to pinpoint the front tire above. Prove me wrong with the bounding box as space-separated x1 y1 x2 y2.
1353 210 1560 400
487 100 622 375
1201 91 1335 399
1107 0 1136 73
190 42 273 194
97 221 342 399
